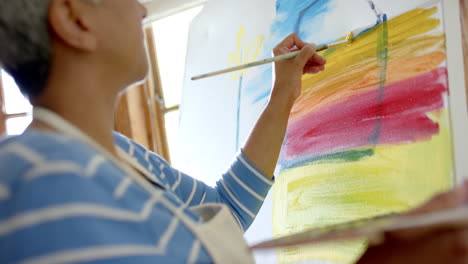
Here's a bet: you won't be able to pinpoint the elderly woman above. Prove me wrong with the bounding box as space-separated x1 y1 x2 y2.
0 0 467 263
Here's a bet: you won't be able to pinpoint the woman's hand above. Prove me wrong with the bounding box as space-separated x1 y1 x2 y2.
271 33 326 107
357 182 468 264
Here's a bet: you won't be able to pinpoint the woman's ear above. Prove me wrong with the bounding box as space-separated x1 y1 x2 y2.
48 0 97 51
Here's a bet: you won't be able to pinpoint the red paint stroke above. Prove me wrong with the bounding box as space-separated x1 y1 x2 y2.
284 67 448 160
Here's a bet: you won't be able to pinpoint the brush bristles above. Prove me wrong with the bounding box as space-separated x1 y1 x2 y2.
345 32 354 44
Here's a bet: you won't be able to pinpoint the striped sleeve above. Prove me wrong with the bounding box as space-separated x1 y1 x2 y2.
169 152 274 231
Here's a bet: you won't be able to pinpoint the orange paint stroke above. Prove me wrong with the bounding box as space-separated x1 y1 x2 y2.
290 7 445 123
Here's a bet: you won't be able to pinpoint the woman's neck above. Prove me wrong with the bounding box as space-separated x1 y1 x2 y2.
31 101 117 156
29 67 122 156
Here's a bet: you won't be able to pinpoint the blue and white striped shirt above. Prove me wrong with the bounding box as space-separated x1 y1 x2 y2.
0 131 273 263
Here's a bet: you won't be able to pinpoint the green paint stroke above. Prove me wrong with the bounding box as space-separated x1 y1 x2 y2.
308 149 375 165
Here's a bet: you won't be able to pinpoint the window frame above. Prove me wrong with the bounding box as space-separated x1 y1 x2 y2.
144 26 172 160
0 72 5 134
0 71 30 136
143 6 205 163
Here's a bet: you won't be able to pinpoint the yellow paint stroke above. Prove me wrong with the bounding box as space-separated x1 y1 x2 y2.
228 26 265 80
273 6 454 264
274 110 453 264
290 7 445 123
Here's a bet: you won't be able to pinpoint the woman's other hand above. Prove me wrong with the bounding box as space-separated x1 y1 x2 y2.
357 181 468 264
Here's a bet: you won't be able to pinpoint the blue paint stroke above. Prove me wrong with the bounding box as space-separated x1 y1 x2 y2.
294 0 331 40
272 0 332 44
247 0 333 104
253 87 271 104
367 2 389 145
235 74 243 151
353 1 386 39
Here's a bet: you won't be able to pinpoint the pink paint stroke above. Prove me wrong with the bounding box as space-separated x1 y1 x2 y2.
284 67 449 161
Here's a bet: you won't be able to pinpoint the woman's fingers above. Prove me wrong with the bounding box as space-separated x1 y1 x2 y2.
304 65 325 74
359 229 468 264
295 44 317 66
303 54 326 74
385 181 468 241
274 34 327 75
310 53 327 66
406 180 468 217
273 33 306 56
281 33 305 48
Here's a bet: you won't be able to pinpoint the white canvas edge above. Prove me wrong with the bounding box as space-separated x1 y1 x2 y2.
443 0 468 184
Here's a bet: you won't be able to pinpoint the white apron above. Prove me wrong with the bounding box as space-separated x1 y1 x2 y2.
32 107 255 264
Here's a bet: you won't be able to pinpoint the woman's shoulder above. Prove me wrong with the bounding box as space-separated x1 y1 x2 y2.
113 131 171 168
113 132 176 189
0 131 145 216
1 130 98 163
0 131 105 186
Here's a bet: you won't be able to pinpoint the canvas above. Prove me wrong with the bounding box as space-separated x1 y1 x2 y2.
179 0 468 263
269 0 468 263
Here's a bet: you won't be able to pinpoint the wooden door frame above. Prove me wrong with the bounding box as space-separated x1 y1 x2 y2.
0 72 6 135
144 26 171 163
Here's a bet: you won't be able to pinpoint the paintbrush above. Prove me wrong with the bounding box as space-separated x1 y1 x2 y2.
191 26 370 81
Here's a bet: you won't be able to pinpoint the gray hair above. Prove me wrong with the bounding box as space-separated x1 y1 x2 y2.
0 0 100 98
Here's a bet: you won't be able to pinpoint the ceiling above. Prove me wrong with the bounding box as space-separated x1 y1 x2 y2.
142 0 207 22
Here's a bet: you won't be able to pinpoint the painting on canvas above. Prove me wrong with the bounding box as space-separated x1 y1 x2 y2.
271 0 458 263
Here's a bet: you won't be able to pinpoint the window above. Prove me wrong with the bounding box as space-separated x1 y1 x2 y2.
0 70 33 136
151 6 203 165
